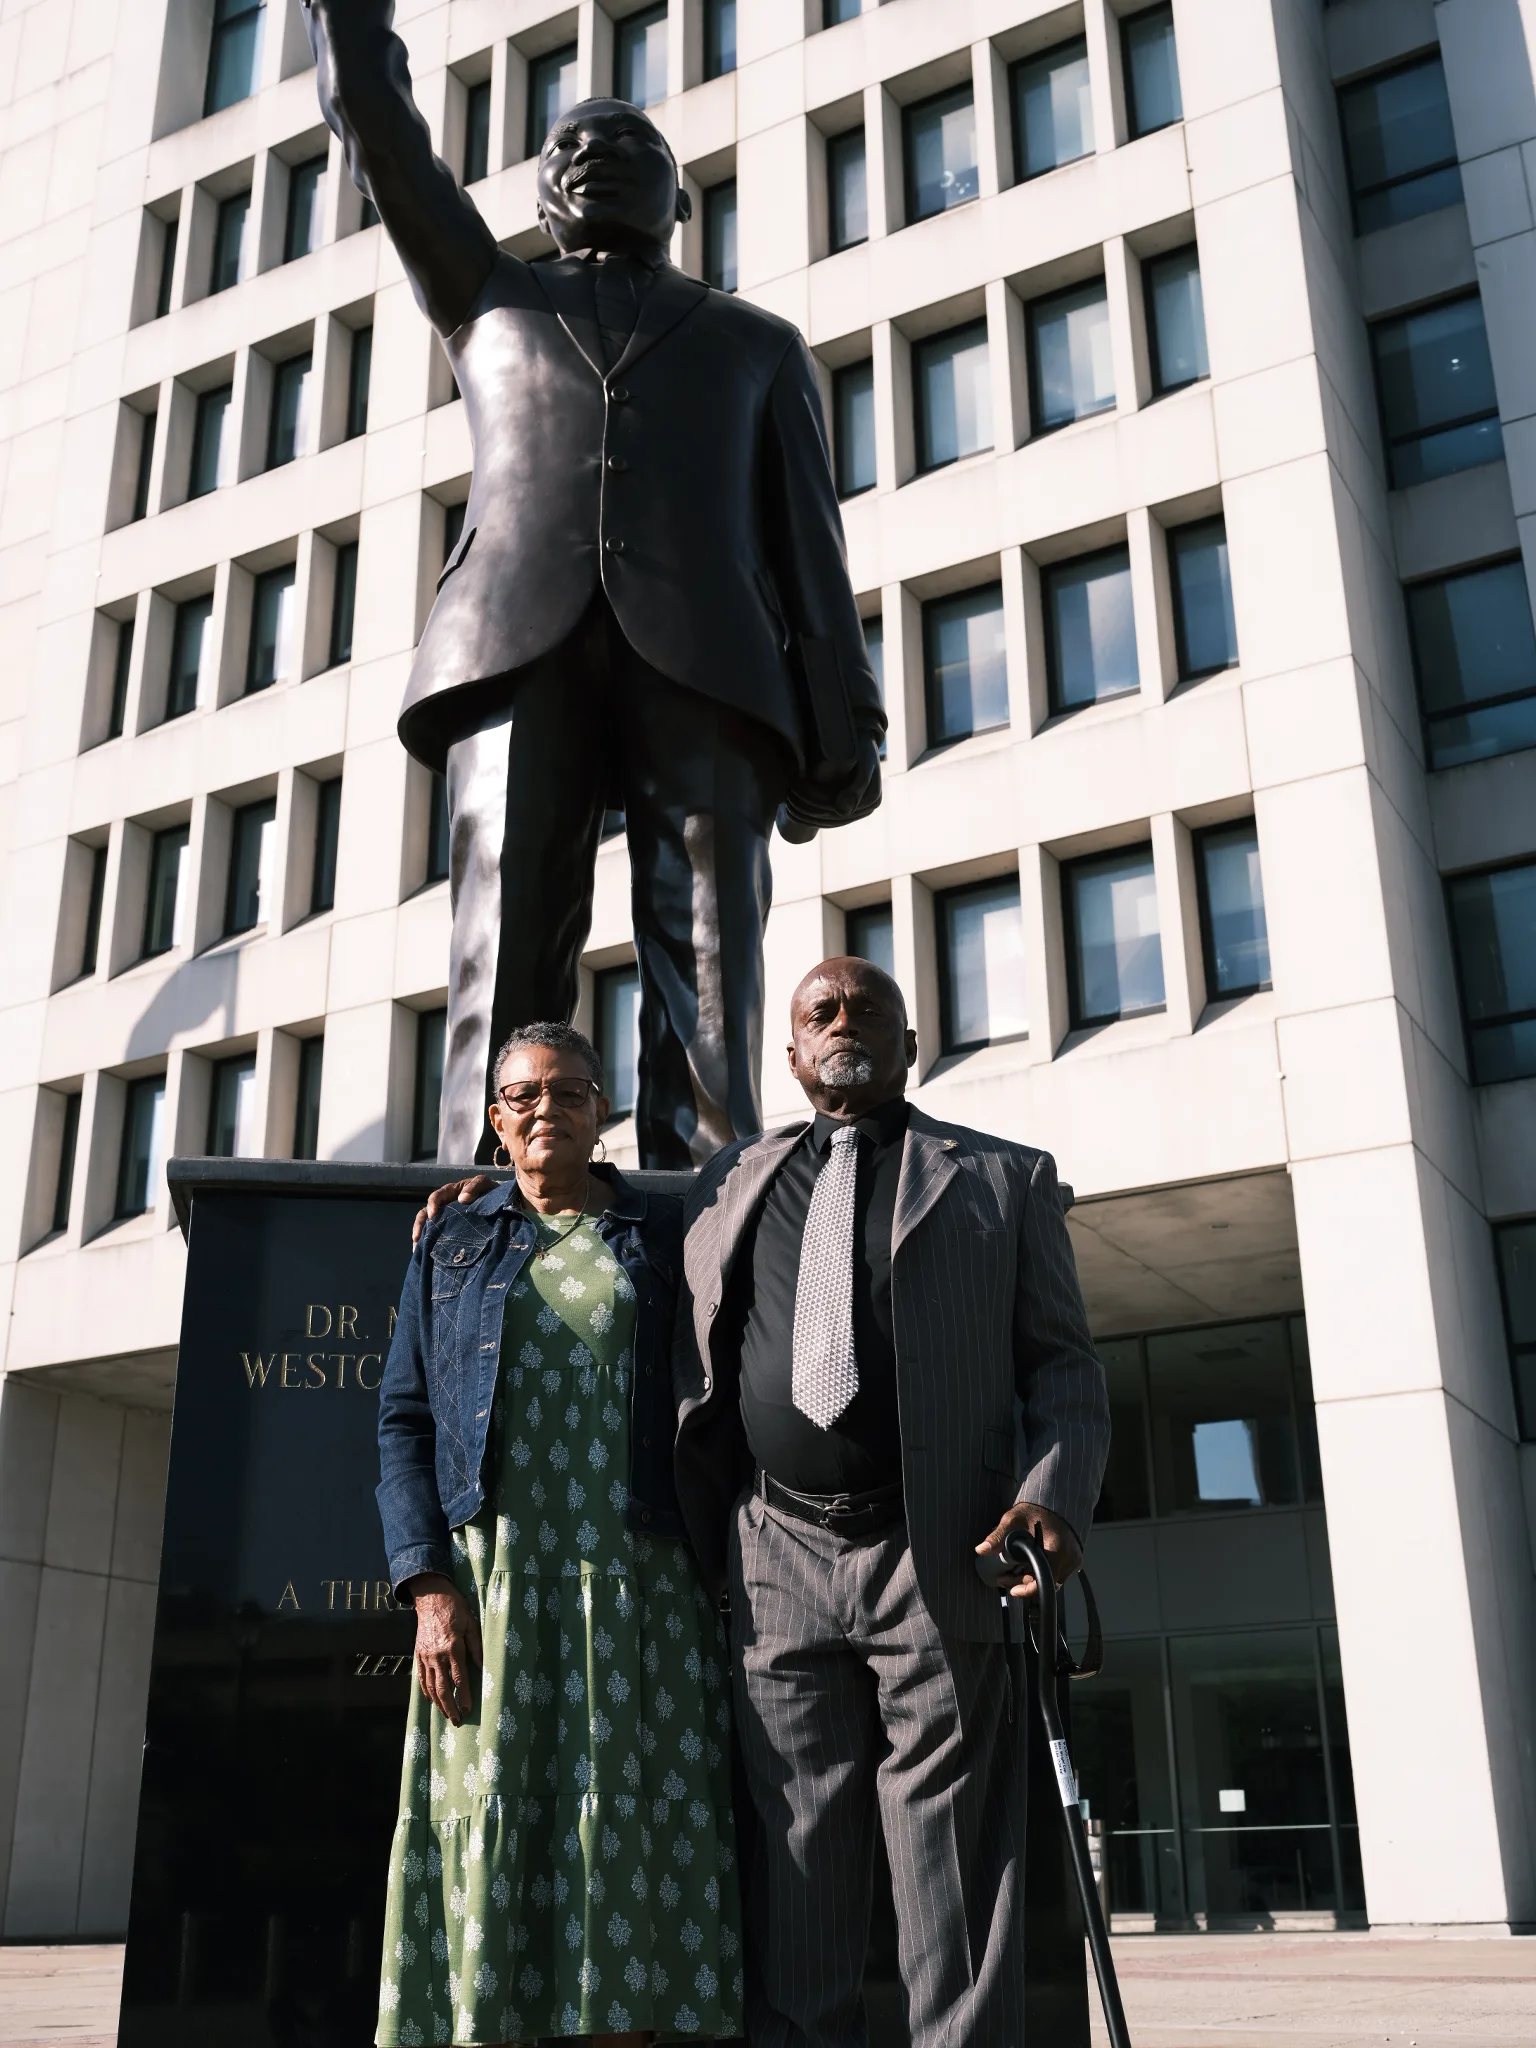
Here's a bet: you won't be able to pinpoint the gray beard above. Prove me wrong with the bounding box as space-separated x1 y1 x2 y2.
817 1048 875 1089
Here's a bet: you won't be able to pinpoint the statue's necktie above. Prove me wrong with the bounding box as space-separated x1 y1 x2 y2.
791 1125 862 1430
593 255 643 369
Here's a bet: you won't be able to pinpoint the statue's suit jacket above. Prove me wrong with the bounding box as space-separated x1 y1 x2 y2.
672 1106 1110 1640
307 0 883 780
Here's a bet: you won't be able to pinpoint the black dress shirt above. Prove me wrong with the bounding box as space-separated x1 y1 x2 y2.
727 1096 909 1494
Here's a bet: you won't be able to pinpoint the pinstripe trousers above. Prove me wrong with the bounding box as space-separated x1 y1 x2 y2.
729 1491 1026 2048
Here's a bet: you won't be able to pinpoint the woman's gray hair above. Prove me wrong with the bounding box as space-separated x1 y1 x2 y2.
492 1021 603 1092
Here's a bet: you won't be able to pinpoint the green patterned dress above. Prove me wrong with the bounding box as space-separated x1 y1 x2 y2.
377 1209 744 2045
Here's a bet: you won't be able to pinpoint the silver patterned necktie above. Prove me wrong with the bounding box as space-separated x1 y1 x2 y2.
791 1124 862 1430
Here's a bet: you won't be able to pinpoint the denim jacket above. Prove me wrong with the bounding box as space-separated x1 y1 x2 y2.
377 1164 686 1596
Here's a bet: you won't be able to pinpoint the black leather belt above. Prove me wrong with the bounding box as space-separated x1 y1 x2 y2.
756 1468 905 1537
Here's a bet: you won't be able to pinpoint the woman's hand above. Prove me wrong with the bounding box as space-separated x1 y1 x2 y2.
404 1573 483 1725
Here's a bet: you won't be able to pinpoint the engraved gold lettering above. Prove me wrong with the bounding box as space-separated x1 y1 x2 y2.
374 1580 397 1611
355 1352 383 1391
333 1352 347 1390
355 1652 372 1677
338 1304 359 1339
306 1304 333 1338
277 1580 300 1611
305 1354 328 1389
345 1580 369 1611
388 1305 398 1338
242 1351 275 1388
322 1579 341 1610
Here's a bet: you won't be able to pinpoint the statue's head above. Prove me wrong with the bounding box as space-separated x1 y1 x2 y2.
536 98 692 255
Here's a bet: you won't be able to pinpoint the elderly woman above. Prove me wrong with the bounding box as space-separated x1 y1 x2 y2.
376 1021 743 2048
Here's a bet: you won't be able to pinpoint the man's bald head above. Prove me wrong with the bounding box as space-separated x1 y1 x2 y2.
787 956 916 1120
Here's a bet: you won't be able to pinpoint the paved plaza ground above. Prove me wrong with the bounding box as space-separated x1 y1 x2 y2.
0 1933 1532 2047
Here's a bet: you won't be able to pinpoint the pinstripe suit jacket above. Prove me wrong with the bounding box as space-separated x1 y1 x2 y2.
673 1104 1110 1640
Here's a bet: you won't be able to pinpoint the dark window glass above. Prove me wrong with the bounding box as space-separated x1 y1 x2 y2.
824 0 860 22
904 84 978 223
1070 1634 1180 1917
601 808 627 840
924 583 1007 745
527 45 578 157
1146 243 1208 394
225 797 277 935
294 1036 325 1159
1123 3 1182 139
596 963 643 1118
864 615 884 717
1371 295 1502 489
705 0 736 79
205 0 265 116
329 539 358 668
1407 559 1536 770
167 596 212 720
938 877 1027 1051
1064 844 1164 1024
267 352 311 468
1290 1318 1324 1504
705 180 737 291
1495 1219 1536 1440
828 128 867 251
132 408 157 521
1196 819 1271 998
411 1008 448 1160
1446 861 1536 1084
189 385 230 499
80 843 108 979
616 5 668 108
142 825 189 958
463 78 492 183
1170 516 1238 679
914 319 991 472
345 323 372 440
360 196 380 230
1094 1339 1152 1522
1028 278 1113 430
1010 36 1094 180
284 154 326 261
1044 544 1138 712
115 1075 166 1219
208 1053 258 1157
443 500 468 569
155 215 179 319
845 903 895 977
311 776 342 915
426 772 451 885
211 190 250 293
1320 1623 1367 1912
833 359 876 497
1148 1320 1299 1513
108 617 134 739
1339 55 1462 236
247 564 296 693
51 1092 82 1235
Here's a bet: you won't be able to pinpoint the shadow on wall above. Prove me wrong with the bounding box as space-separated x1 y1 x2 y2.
125 950 241 1067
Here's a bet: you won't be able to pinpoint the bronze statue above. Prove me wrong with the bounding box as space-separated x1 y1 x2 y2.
306 0 885 1167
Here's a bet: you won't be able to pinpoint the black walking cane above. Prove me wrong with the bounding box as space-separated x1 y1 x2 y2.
979 1527 1133 2048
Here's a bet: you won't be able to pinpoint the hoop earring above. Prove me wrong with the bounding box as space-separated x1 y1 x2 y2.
492 1144 511 1169
592 1135 607 1163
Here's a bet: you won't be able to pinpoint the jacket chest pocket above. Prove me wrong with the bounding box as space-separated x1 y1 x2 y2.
430 1231 493 1302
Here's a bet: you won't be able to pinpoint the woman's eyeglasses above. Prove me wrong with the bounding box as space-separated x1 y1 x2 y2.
498 1079 599 1114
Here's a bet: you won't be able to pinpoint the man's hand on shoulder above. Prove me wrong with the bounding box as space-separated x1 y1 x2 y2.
974 1501 1082 1600
412 1174 496 1246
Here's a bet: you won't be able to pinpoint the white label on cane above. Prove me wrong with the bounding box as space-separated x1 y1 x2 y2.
1050 1738 1077 1808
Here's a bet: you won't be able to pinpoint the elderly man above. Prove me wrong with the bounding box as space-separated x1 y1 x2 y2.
672 956 1108 2048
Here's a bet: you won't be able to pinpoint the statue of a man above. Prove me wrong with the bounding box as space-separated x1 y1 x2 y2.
306 1 885 1167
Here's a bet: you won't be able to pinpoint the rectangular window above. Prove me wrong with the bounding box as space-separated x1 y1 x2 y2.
1446 860 1536 1084
1094 1339 1152 1523
115 1075 166 1220
155 216 179 319
846 903 895 977
142 825 190 959
311 776 342 915
463 78 492 183
705 0 736 79
247 565 296 693
1170 516 1238 679
1371 294 1502 489
207 1053 258 1157
833 359 876 498
294 1035 325 1159
205 0 265 117
1064 843 1165 1025
1196 819 1271 998
1122 3 1182 139
443 500 467 569
824 0 860 23
189 384 231 499
596 963 643 1118
426 771 451 885
913 319 991 473
1010 36 1093 180
1148 1320 1300 1513
346 323 372 440
904 84 978 224
1495 1220 1536 1441
705 180 737 291
616 5 668 109
360 196 380 230
864 615 886 757
1044 543 1138 712
527 45 578 157
211 190 250 293
108 618 134 739
284 154 327 262
924 583 1008 745
1407 560 1536 771
132 408 157 521
827 128 867 251
80 843 108 980
411 1008 448 1160
329 540 359 669
1145 244 1208 394
1339 55 1462 236
225 797 277 935
51 1092 82 1236
267 352 312 469
938 877 1027 1051
1028 278 1113 431
167 596 212 720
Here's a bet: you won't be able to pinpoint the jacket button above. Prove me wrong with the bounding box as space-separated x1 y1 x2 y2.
645 1365 654 1377
705 1301 717 1318
641 1510 652 1524
643 1435 653 1447
605 536 625 554
610 385 630 402
607 455 629 472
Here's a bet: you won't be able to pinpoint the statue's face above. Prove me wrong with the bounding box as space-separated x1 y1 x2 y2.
536 100 688 253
